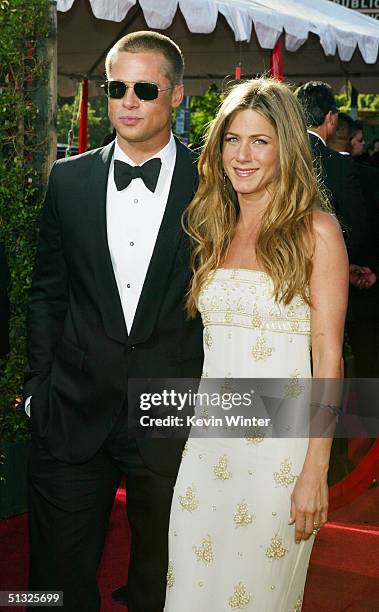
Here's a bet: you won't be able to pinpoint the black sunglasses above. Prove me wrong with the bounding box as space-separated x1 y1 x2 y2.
102 80 173 101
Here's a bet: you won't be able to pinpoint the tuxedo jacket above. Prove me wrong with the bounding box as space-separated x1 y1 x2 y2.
309 133 368 263
352 161 379 272
24 138 204 474
350 161 379 321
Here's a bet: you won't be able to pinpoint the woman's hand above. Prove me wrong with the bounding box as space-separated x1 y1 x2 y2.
288 468 329 543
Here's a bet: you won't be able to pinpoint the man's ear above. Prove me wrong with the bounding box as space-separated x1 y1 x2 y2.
328 110 338 127
171 84 184 108
326 110 338 136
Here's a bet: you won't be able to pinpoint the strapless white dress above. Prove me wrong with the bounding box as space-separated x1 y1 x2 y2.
164 268 315 612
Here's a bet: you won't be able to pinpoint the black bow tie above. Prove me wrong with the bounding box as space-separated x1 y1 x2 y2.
114 158 162 193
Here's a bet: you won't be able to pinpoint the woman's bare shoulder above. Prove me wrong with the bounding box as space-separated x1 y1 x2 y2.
312 210 342 243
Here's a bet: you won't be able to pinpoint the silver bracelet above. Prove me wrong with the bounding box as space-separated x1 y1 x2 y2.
310 402 342 420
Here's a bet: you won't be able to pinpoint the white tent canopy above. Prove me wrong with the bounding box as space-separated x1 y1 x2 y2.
57 0 379 95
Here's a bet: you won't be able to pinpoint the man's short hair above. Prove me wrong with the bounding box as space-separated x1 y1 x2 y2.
336 112 356 140
105 31 184 85
295 81 337 128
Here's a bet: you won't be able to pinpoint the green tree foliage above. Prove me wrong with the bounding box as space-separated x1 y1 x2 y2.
0 0 52 441
57 94 111 150
335 92 379 112
189 84 224 146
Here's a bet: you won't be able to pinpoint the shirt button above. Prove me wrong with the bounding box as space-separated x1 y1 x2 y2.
133 198 138 203
130 241 134 246
126 283 131 288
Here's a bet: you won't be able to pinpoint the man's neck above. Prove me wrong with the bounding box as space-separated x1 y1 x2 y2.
308 129 326 147
116 132 172 165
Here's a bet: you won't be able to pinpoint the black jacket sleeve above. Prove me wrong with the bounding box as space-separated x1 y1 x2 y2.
24 163 69 397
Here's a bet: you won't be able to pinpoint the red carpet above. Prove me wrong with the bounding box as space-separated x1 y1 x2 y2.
1 484 378 611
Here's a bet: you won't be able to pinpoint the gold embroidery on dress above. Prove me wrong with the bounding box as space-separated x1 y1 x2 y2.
251 335 274 361
228 582 251 609
285 370 304 398
182 442 188 457
200 404 210 428
269 304 281 318
293 596 303 611
286 305 295 318
225 308 233 323
199 314 310 334
265 534 288 560
179 485 199 512
213 454 232 480
251 303 262 328
193 535 214 564
233 500 255 527
236 298 246 313
166 561 174 589
273 458 297 487
204 327 213 349
245 426 265 444
221 376 234 395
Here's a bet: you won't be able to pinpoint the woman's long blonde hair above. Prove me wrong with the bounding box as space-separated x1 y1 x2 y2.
185 78 330 318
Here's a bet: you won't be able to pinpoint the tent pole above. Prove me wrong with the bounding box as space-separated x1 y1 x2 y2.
270 38 283 80
79 79 89 153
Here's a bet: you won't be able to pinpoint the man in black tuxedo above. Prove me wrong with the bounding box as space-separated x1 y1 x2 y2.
25 31 203 612
295 81 366 263
328 112 379 377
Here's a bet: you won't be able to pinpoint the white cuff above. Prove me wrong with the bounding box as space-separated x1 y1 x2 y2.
25 396 32 417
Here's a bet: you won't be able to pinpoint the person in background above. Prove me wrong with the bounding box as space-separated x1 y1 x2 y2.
355 136 379 167
367 137 379 157
350 120 365 159
295 81 367 265
329 113 379 377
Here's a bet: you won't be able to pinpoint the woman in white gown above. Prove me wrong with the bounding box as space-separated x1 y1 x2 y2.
164 78 348 611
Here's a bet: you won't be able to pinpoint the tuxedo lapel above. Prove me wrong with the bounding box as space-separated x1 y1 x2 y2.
88 142 128 344
127 140 197 346
309 132 332 162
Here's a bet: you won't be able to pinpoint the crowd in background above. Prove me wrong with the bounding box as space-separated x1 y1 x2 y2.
295 82 379 380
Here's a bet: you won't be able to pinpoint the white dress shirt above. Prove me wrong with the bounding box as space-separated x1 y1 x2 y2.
107 133 176 333
25 133 177 416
